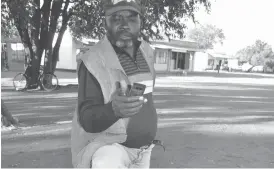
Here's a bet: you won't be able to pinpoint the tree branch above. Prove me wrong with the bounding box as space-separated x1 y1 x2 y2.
53 0 72 50
51 0 73 71
31 0 41 48
15 17 34 59
47 0 63 47
39 0 52 49
62 0 70 18
6 0 33 57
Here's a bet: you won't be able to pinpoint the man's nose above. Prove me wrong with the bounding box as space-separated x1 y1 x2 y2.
120 19 130 30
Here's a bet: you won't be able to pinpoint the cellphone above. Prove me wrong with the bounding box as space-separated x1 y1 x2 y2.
127 83 146 96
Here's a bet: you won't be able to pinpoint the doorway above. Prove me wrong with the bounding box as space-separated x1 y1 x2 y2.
177 53 186 69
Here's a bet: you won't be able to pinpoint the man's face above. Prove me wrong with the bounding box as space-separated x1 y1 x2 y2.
105 10 141 45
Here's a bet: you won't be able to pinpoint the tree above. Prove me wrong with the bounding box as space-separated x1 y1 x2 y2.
235 40 274 66
69 0 211 41
187 24 225 49
2 0 211 88
265 59 274 72
1 5 18 39
1 0 75 87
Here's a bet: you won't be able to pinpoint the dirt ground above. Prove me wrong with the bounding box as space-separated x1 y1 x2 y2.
1 71 274 168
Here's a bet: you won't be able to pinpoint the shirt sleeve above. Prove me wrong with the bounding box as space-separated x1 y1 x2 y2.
78 62 119 133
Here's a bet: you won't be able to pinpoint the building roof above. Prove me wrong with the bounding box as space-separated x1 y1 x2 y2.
74 37 203 53
208 52 232 59
151 40 203 53
151 44 188 53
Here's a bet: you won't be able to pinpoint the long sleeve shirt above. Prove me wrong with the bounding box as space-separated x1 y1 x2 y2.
78 62 119 133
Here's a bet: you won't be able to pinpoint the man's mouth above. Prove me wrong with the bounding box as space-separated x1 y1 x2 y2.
119 32 132 40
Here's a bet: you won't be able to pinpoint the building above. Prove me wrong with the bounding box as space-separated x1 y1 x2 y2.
1 37 26 71
53 31 99 70
57 32 210 73
2 30 212 73
151 39 208 72
206 50 233 70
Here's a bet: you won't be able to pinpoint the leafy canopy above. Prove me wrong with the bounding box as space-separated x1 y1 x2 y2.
235 40 274 66
68 0 211 41
2 0 211 42
187 24 225 49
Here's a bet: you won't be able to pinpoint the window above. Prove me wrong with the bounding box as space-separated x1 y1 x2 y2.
155 50 168 64
172 52 177 60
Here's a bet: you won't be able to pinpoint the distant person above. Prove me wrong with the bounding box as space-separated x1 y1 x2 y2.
1 45 5 70
2 44 9 71
217 60 222 73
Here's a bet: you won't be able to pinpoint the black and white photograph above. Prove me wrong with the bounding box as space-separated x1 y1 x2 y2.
1 0 274 168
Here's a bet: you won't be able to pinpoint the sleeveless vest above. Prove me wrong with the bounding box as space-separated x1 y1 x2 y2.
71 36 156 168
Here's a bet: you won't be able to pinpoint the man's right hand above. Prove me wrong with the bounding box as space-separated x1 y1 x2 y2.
111 85 145 118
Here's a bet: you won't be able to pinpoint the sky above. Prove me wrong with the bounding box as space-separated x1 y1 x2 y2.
186 0 274 55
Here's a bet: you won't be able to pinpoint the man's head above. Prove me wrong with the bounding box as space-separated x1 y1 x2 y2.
103 0 143 47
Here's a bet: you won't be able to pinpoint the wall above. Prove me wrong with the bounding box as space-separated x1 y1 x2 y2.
169 59 175 70
193 52 208 71
228 59 239 69
184 53 190 70
5 43 25 71
154 48 169 72
70 39 77 70
188 52 194 71
154 63 168 71
56 30 76 70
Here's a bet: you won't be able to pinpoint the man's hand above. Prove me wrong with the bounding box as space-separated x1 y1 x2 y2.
111 82 146 118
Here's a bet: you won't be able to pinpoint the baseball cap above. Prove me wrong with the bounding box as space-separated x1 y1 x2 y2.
103 0 143 16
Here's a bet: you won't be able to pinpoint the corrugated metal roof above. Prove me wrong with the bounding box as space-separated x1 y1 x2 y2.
208 52 232 59
151 43 203 53
151 44 188 52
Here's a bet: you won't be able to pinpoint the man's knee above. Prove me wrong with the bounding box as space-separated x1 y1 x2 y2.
92 144 128 168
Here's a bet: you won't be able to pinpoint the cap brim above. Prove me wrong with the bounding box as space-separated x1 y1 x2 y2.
105 6 142 16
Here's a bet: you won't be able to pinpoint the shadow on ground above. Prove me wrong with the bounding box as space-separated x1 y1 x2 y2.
1 76 274 168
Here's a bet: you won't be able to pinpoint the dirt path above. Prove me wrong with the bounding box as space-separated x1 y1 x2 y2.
2 75 274 168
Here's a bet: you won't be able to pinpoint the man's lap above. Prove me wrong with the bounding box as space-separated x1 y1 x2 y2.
91 143 154 168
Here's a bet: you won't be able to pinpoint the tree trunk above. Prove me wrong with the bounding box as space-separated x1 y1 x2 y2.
52 48 59 73
29 53 42 87
44 48 53 73
51 0 72 74
42 48 53 89
52 24 67 73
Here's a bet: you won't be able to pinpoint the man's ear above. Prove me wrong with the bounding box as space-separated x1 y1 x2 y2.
139 15 144 29
103 18 107 28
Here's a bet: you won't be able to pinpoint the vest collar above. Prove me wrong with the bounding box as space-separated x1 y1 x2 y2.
101 36 148 73
100 36 124 72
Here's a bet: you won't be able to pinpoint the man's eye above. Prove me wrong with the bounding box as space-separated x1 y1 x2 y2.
112 16 121 21
128 16 138 22
129 16 136 21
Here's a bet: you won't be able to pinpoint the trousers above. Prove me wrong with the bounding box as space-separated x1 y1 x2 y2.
91 143 154 168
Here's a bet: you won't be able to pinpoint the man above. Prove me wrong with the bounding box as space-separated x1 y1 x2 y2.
2 44 9 71
1 99 19 127
1 45 4 71
71 0 159 168
217 60 222 73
